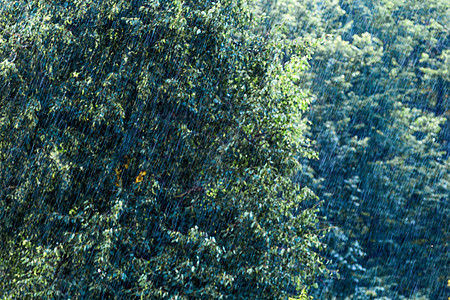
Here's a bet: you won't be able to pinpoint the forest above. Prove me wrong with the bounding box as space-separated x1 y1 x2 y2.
0 0 448 299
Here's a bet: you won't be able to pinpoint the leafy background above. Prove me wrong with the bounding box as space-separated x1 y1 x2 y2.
0 0 448 299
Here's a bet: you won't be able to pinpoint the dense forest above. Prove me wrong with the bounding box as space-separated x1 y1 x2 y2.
0 0 448 299
255 0 449 298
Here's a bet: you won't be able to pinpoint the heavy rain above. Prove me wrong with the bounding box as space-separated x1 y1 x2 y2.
0 0 448 299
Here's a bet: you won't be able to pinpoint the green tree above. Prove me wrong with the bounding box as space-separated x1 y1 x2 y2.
255 0 449 298
0 0 326 298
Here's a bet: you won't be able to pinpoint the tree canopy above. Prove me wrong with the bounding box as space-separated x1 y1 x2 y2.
0 0 327 298
1 0 448 299
256 0 449 298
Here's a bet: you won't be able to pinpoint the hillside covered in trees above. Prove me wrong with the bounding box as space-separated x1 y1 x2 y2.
0 0 448 299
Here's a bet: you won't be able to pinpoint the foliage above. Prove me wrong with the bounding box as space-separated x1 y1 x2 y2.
0 0 326 298
254 0 449 298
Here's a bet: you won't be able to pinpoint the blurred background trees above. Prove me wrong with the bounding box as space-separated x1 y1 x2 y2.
255 0 449 298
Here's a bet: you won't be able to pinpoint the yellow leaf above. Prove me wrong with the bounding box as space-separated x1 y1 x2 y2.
135 171 146 183
115 166 122 187
115 166 122 175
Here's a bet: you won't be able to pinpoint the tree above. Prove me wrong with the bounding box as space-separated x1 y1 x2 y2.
0 0 326 298
254 0 449 298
